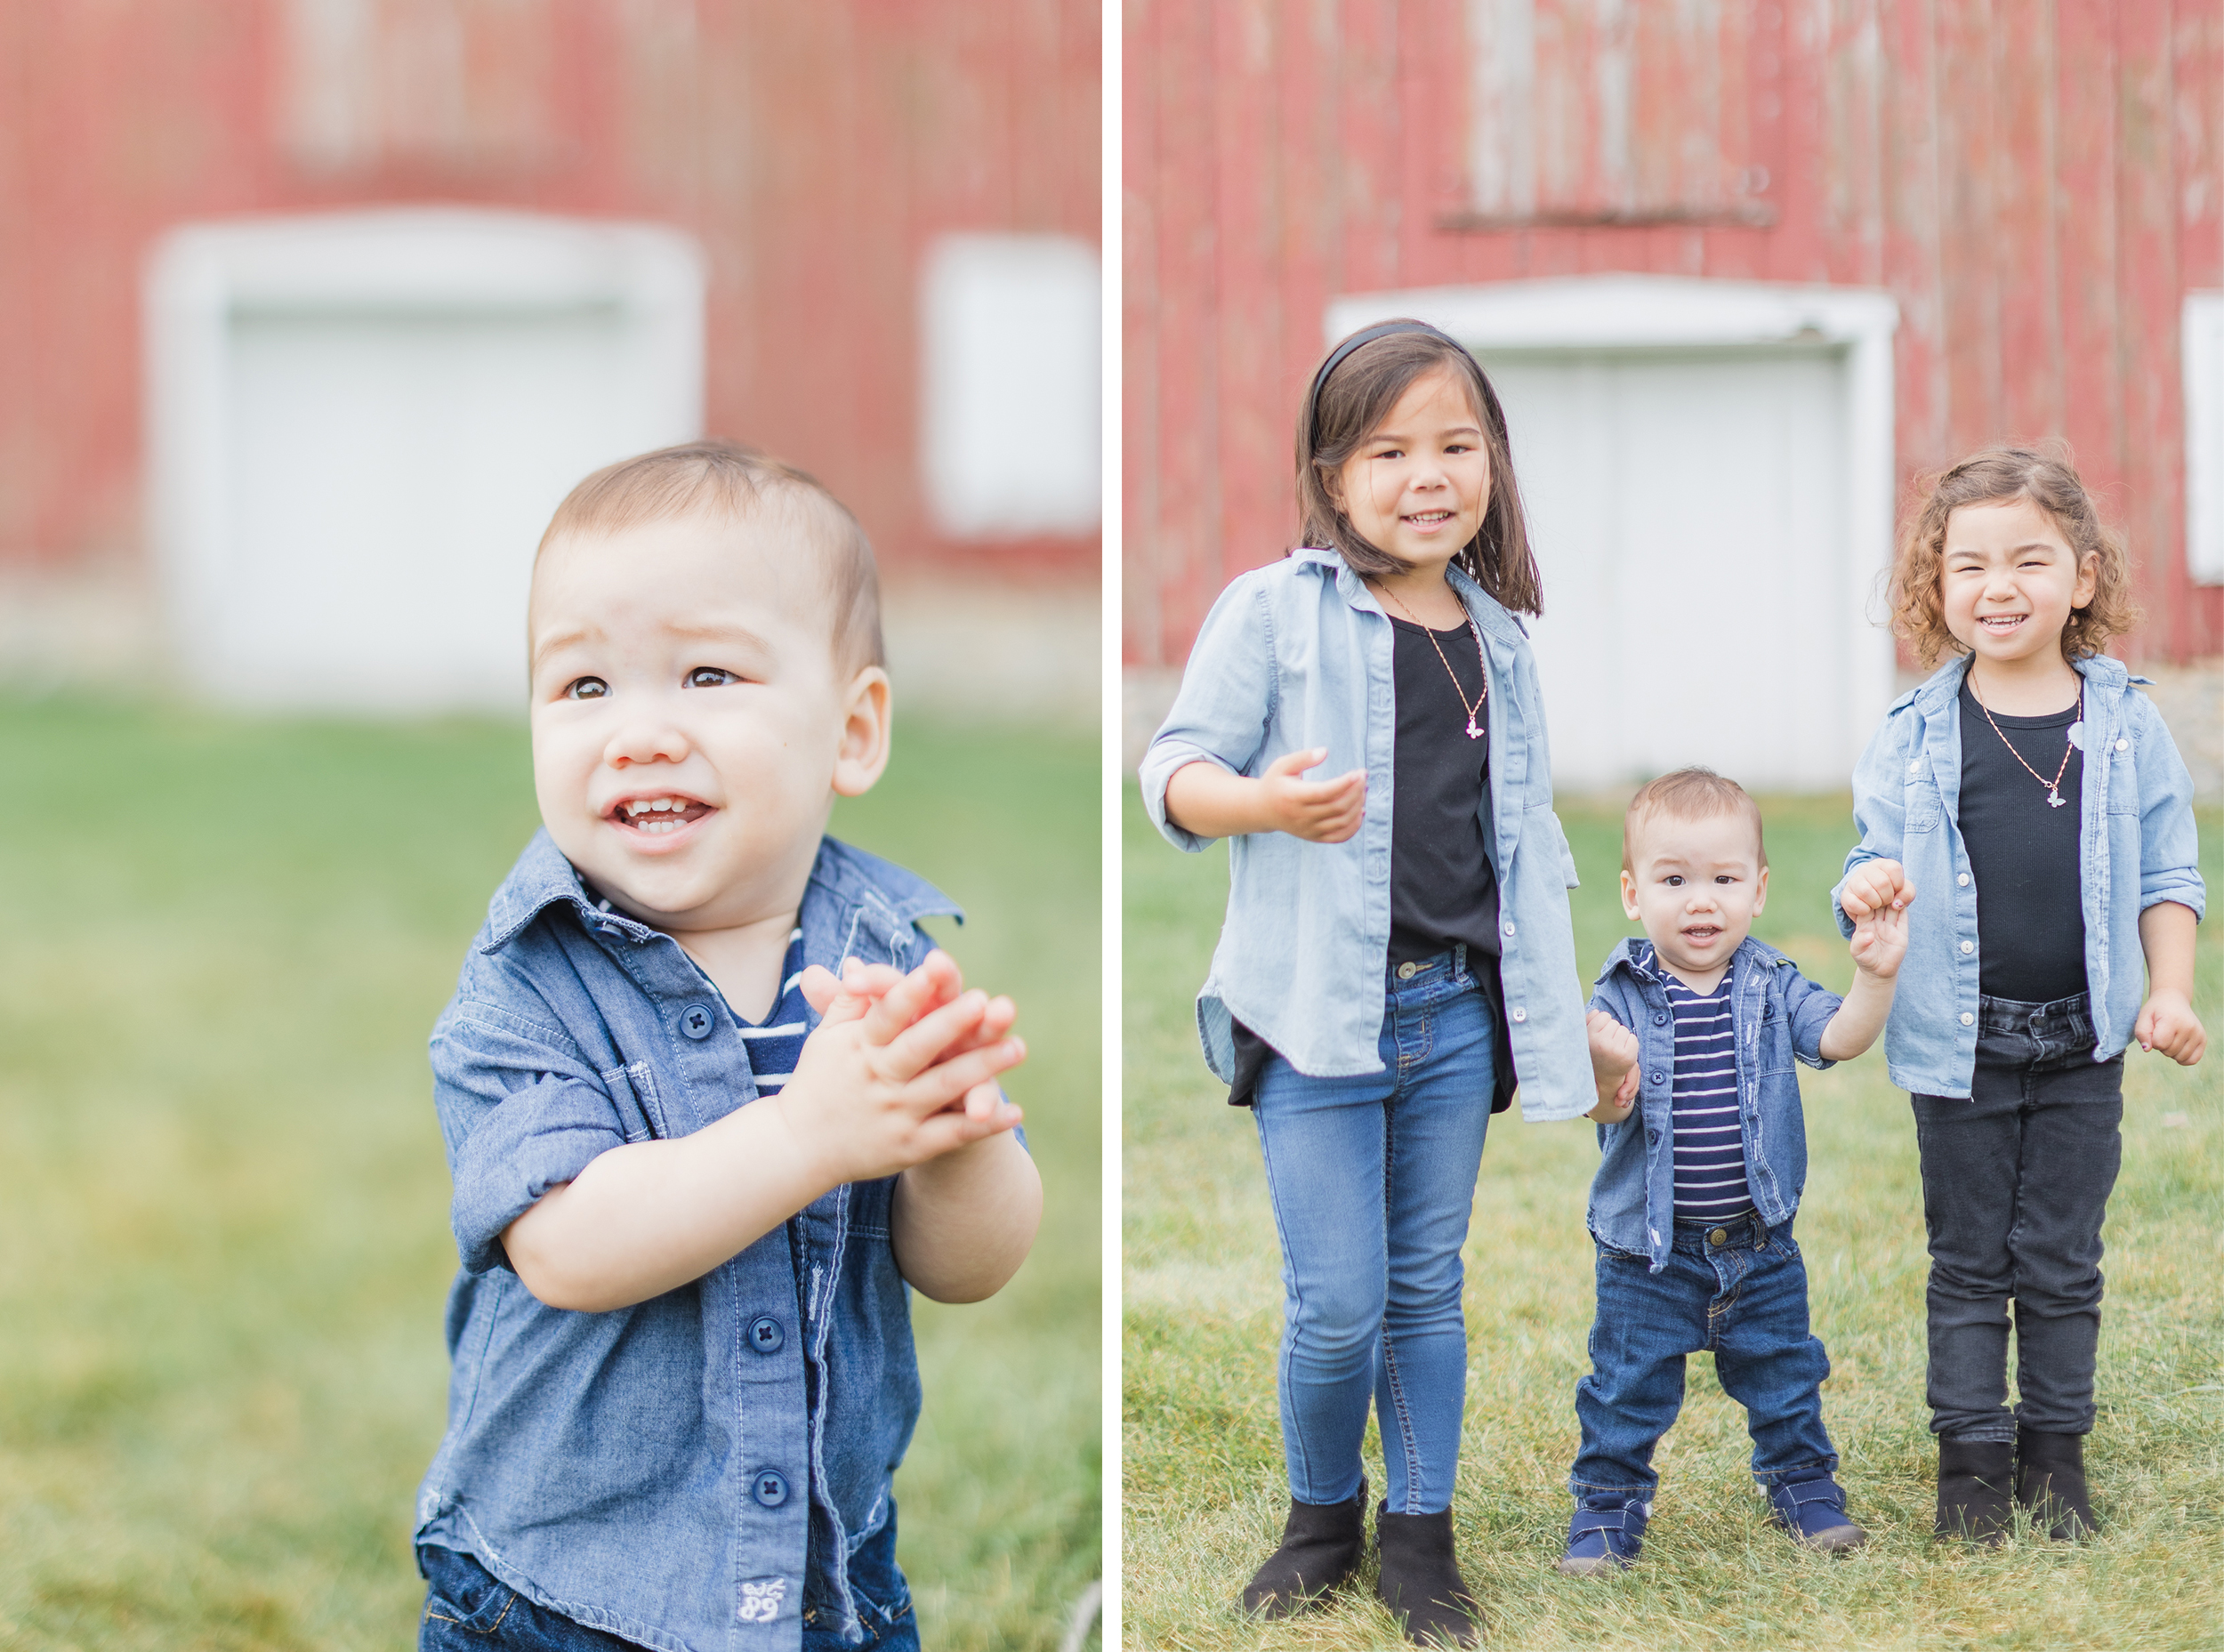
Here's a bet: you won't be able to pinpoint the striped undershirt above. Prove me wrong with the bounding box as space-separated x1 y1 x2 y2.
1655 952 1753 1222
730 928 810 1098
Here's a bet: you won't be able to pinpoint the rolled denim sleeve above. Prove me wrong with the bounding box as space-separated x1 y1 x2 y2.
1140 576 1277 852
1781 968 1846 1069
1833 709 1914 938
432 1003 632 1275
2132 695 2207 921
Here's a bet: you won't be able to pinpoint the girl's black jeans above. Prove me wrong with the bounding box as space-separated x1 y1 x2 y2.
1910 991 2123 1443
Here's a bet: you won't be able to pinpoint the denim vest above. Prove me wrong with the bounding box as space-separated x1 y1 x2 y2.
415 830 957 1652
1139 548 1592 1122
1832 653 2206 1097
1586 938 1843 1271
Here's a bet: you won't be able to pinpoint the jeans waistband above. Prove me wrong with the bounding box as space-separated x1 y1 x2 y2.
1975 990 2094 1042
1671 1210 1769 1251
1387 946 1468 988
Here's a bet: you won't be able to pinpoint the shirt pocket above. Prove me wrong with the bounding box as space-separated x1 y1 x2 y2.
1903 771 1944 832
1753 999 1796 1076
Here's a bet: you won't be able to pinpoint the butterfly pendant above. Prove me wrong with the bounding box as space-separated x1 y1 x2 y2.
2046 789 2066 808
1465 717 1484 740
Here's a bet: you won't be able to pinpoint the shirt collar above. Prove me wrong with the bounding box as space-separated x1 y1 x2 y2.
1288 544 1532 649
479 828 962 955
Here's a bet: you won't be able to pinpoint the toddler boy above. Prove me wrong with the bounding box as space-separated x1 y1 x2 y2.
413 442 1043 1651
1559 769 1911 1574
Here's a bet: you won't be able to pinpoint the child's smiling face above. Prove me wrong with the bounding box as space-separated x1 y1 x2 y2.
1620 809 1769 989
1333 367 1491 575
527 506 889 935
1939 496 2097 668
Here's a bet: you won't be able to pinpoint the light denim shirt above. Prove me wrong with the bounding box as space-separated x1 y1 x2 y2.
1586 938 1841 1271
1833 652 2205 1097
1139 546 1592 1122
415 830 957 1652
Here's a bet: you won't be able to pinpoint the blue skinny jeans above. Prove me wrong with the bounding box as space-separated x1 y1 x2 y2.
1253 950 1495 1514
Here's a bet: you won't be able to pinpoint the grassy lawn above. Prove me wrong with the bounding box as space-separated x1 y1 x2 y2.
0 696 1098 1652
1124 786 2224 1651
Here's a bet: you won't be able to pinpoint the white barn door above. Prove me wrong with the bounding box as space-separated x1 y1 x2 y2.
1487 346 1851 791
149 210 705 712
1325 277 1899 794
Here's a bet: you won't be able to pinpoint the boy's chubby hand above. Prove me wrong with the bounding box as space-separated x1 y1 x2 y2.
1839 858 1914 923
773 950 1026 1187
1848 890 1912 979
1585 1009 1640 1123
2135 989 2207 1065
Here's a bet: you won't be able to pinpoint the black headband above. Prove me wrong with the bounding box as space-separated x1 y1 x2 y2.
1305 318 1509 452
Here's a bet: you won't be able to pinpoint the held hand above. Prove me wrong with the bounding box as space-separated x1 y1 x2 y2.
2134 989 2208 1065
1260 748 1367 843
1840 858 1914 923
1585 1010 1640 1123
773 955 1027 1188
1849 893 1911 980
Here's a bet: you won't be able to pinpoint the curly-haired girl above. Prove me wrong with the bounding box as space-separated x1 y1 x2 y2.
1833 445 2206 1545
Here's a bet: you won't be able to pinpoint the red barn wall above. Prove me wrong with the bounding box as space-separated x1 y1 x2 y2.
0 0 1100 587
1124 0 2224 668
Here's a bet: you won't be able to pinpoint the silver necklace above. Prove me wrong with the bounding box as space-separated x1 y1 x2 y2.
1376 584 1489 739
1969 674 2081 809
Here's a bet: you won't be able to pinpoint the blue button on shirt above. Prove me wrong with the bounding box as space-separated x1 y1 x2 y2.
415 830 958 1650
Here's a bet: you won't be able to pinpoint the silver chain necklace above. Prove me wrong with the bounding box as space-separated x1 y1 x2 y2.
1376 584 1489 739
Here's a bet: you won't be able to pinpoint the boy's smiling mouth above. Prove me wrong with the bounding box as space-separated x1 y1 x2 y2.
607 793 715 839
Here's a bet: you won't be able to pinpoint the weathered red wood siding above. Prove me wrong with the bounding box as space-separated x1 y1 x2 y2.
0 0 1099 584
1125 0 2224 666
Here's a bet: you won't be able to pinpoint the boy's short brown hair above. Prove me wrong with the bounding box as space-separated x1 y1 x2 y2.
1889 444 2139 668
1622 767 1767 873
536 439 884 673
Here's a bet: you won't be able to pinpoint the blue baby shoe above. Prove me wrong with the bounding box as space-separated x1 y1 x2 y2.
1767 1473 1868 1552
1556 1494 1648 1575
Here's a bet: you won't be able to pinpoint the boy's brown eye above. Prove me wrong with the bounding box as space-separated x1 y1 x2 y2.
565 677 608 700
687 667 737 689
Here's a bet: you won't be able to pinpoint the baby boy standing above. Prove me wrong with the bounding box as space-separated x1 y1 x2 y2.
412 443 1044 1651
1559 770 1910 1574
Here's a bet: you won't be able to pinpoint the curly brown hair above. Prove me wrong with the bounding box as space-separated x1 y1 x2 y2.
1889 445 2139 666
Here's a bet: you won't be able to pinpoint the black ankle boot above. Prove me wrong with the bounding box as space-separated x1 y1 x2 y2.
1240 1477 1366 1618
2016 1427 2099 1540
1936 1437 2015 1544
1374 1505 1480 1648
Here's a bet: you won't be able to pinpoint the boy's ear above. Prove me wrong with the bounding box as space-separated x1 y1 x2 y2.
1752 864 1769 916
1619 867 1641 921
832 666 893 797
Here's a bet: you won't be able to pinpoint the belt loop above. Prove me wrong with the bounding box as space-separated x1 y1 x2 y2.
1453 941 1466 979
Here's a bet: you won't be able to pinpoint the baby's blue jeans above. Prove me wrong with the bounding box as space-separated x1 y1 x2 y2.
1253 949 1496 1515
1571 1213 1839 1498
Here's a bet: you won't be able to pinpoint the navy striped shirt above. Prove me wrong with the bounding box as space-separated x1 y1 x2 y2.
1658 956 1753 1221
731 929 810 1098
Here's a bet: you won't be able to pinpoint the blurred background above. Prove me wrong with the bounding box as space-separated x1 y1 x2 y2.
0 3 1100 1648
1124 1 2220 795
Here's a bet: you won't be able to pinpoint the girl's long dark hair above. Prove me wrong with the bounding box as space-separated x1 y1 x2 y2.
1293 323 1543 616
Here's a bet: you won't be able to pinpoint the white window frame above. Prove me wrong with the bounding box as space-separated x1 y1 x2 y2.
144 207 705 697
1325 274 1900 772
2182 291 2224 585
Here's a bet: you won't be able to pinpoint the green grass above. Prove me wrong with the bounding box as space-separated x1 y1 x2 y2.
1124 787 2224 1650
0 696 1098 1652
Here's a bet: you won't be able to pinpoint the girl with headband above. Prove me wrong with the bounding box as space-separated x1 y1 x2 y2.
1140 320 1594 1645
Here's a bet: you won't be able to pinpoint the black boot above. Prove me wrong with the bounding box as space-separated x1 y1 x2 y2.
1240 1477 1366 1618
1374 1505 1480 1648
1936 1437 2015 1545
2016 1427 2099 1540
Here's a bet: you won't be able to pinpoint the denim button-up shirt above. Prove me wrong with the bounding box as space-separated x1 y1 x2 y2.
1832 653 2205 1097
1587 938 1842 1271
415 830 956 1652
1139 547 1591 1122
